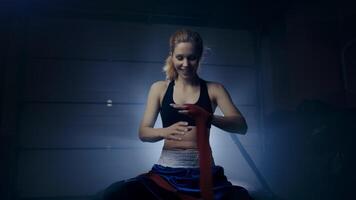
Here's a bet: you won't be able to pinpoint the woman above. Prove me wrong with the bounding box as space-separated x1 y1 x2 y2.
100 29 252 200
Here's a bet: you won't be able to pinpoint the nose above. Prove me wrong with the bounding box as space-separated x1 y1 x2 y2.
182 58 189 67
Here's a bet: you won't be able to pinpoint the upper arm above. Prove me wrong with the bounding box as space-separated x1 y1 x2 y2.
139 81 164 128
213 83 244 117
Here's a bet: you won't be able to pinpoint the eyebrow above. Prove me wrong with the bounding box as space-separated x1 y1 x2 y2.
174 53 196 57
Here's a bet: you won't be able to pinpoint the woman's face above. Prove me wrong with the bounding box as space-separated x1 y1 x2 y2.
172 42 200 79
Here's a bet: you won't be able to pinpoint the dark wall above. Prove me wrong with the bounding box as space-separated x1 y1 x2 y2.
265 1 356 111
261 2 356 199
1 2 28 200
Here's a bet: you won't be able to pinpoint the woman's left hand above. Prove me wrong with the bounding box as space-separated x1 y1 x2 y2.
170 103 212 123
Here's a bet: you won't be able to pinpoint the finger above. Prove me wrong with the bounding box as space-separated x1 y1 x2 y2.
175 131 186 135
183 104 193 110
187 126 195 130
169 103 180 108
170 103 188 109
176 127 189 132
167 135 182 141
178 110 189 114
178 121 189 126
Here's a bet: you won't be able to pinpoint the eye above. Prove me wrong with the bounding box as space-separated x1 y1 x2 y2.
188 56 197 61
176 55 183 61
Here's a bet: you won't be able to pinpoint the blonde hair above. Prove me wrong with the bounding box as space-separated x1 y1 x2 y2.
163 29 204 80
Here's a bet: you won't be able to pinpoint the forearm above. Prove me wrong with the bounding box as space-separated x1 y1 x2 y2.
138 127 166 142
211 115 248 134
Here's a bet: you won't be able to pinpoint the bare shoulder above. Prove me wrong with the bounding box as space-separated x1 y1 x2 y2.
206 81 227 96
150 80 170 92
150 80 171 103
206 80 240 116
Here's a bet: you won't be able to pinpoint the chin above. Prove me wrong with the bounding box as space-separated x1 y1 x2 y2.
180 74 194 79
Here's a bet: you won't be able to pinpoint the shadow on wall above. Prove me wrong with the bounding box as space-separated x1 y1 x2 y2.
264 100 356 200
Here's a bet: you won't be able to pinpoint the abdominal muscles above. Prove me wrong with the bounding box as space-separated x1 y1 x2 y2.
163 127 211 150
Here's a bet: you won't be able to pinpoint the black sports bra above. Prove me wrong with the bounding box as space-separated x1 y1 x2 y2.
160 78 213 128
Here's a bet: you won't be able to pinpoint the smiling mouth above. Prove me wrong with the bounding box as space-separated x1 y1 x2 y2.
180 69 191 73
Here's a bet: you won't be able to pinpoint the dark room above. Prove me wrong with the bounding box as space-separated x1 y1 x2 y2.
1 0 356 199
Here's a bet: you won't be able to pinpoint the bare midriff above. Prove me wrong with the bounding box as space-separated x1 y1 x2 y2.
163 127 211 150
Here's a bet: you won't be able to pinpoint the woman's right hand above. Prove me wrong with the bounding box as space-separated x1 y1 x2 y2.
162 121 192 141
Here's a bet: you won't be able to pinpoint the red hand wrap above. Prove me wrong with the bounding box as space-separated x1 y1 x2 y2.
184 104 213 200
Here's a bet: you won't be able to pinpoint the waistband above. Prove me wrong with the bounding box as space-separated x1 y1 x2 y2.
157 148 215 168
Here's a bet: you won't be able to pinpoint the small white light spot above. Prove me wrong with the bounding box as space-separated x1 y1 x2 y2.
107 99 113 107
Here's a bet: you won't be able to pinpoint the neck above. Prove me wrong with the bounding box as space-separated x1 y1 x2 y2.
175 75 200 87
